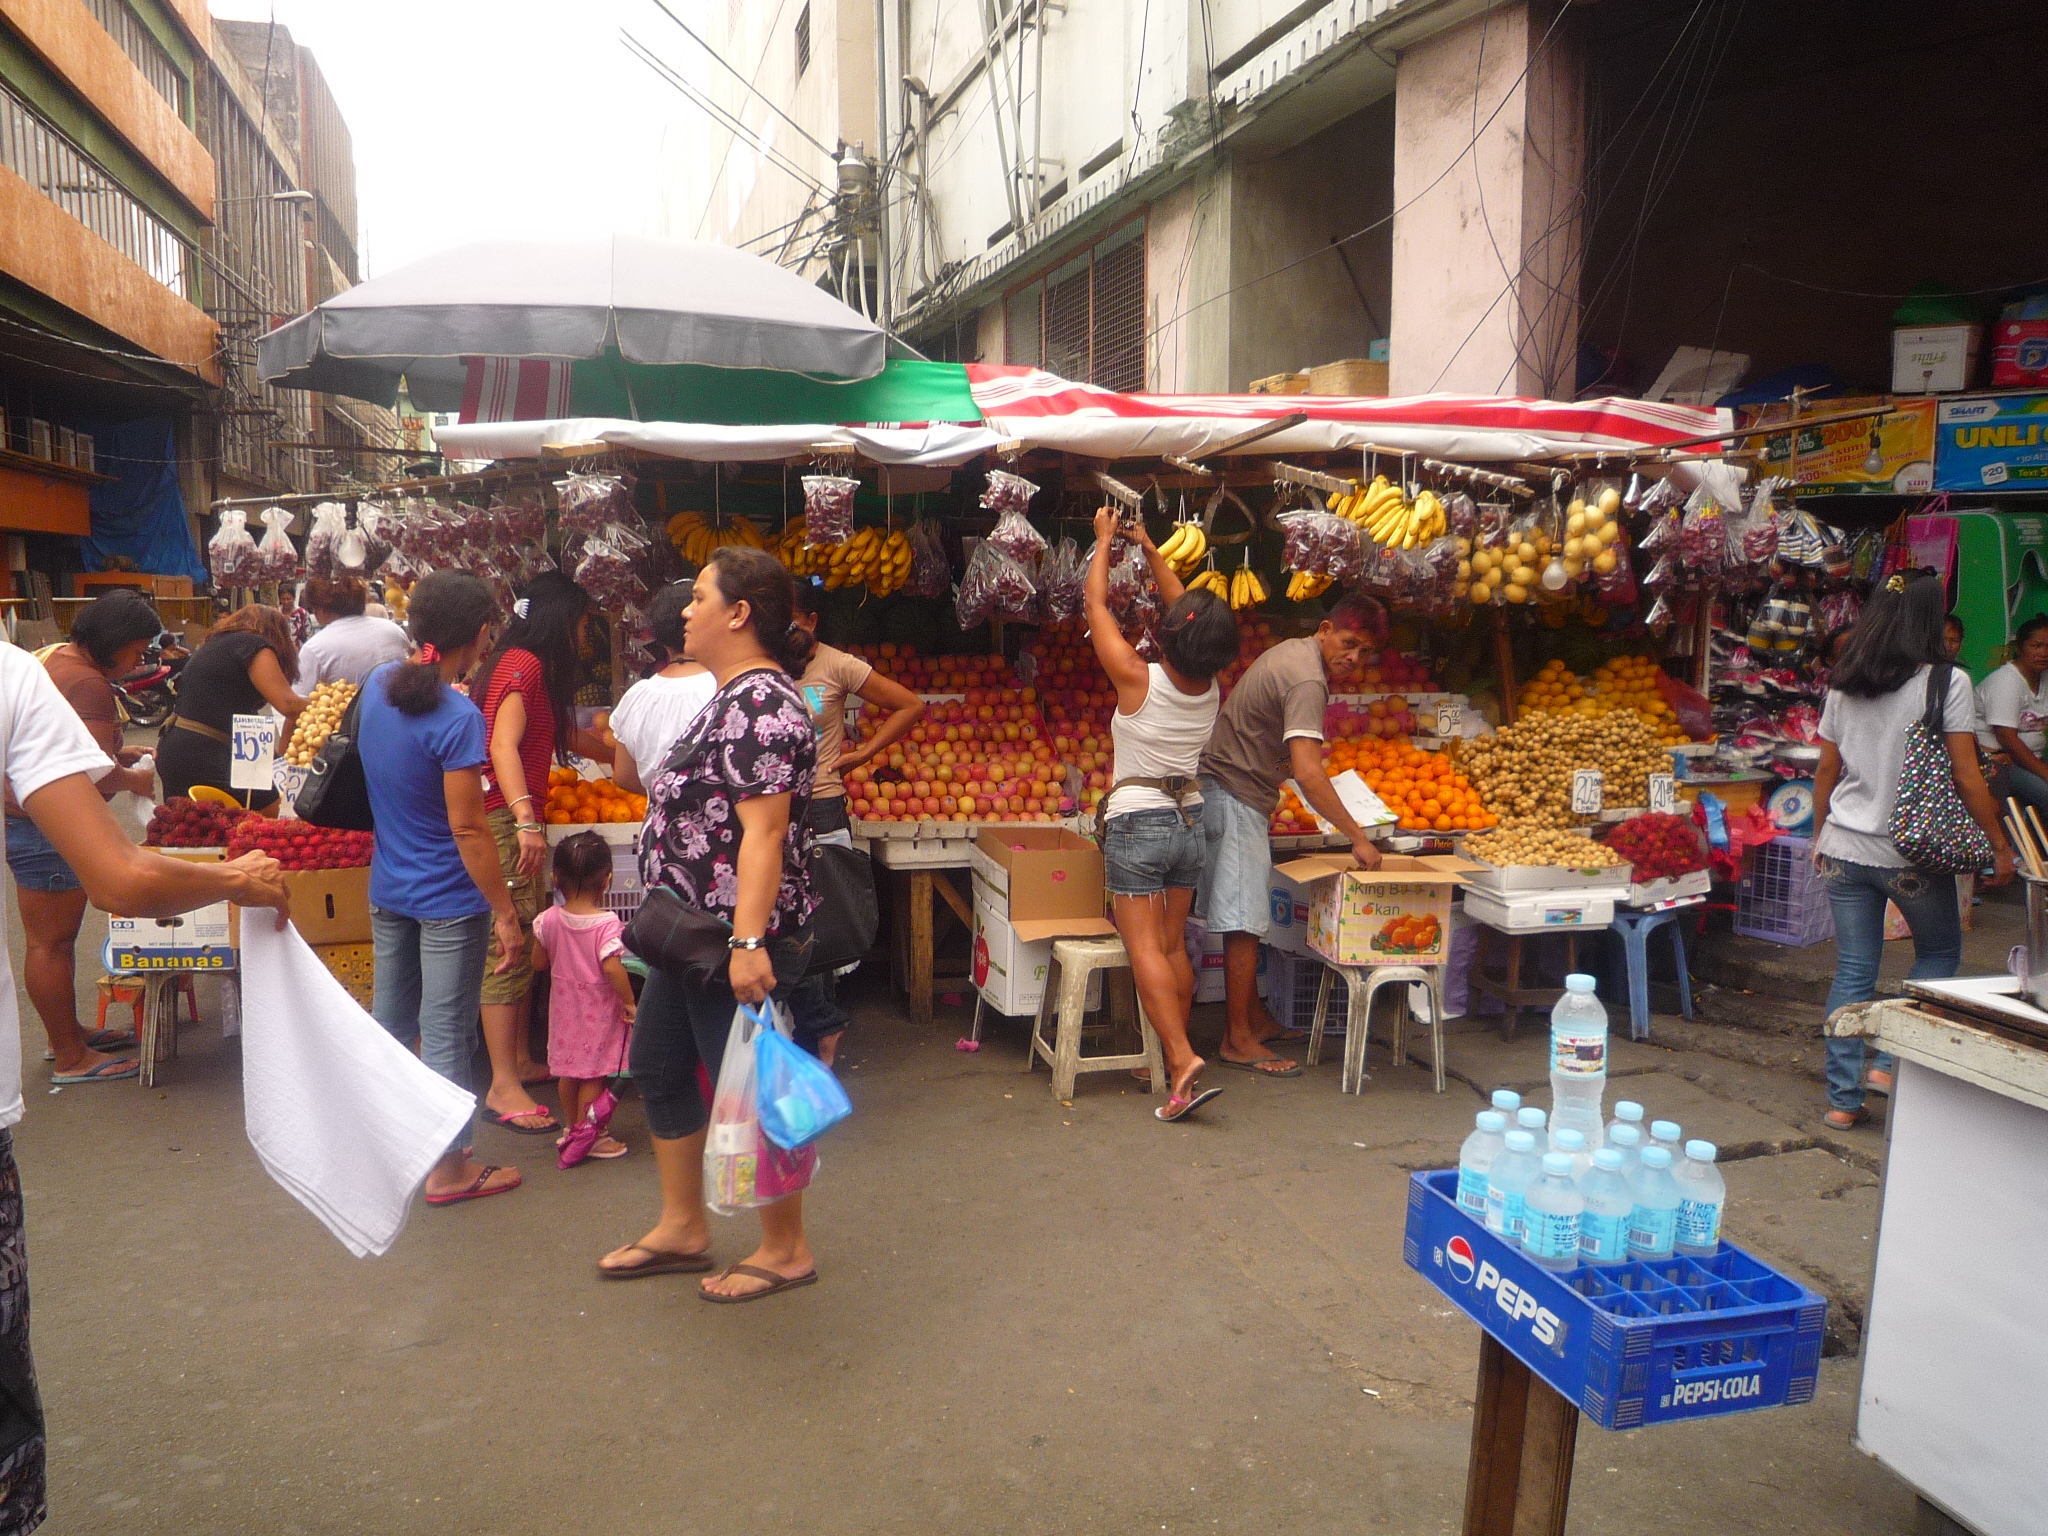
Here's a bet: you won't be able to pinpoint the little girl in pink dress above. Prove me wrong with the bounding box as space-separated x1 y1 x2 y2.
532 833 637 1161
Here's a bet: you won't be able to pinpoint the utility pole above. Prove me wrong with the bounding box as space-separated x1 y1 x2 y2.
873 0 893 328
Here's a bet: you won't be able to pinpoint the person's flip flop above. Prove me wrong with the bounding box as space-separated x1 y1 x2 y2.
598 1243 714 1279
1264 1028 1311 1045
1156 1086 1226 1122
423 1166 521 1206
85 1029 137 1051
483 1107 560 1135
51 1057 140 1085
699 1263 819 1303
1214 1056 1303 1078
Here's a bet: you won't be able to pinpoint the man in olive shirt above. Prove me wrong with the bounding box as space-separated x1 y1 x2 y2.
1197 596 1384 1075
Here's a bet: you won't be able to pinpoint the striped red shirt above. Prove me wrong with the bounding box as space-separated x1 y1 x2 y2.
479 648 557 813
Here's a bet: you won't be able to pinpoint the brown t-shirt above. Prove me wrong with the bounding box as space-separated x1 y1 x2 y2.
1197 636 1328 816
798 643 873 800
5 644 121 815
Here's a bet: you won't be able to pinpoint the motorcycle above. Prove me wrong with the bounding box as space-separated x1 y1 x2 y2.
115 638 187 730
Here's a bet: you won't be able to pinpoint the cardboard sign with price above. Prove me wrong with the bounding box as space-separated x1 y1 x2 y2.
229 714 277 791
1648 773 1678 814
1570 769 1603 814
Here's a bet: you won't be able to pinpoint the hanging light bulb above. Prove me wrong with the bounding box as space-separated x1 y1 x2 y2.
1541 555 1570 591
1862 426 1885 477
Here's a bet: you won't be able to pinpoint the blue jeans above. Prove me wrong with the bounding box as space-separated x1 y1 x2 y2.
5 817 79 892
1104 806 1206 895
371 907 489 1156
632 964 808 1140
1819 856 1959 1111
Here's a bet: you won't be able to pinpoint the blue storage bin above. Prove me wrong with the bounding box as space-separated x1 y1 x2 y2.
1403 1169 1826 1429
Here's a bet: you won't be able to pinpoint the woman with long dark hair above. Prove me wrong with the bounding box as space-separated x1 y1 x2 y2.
468 571 613 1134
157 604 307 810
599 547 821 1302
1812 570 2014 1128
356 572 528 1205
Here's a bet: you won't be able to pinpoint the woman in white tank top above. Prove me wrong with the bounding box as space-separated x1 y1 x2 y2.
1085 507 1242 1121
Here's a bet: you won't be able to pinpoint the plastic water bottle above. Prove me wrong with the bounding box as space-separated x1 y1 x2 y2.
1576 1149 1634 1266
1627 1145 1682 1262
1607 1121 1643 1180
1650 1120 1683 1160
1492 1089 1522 1115
1516 1105 1548 1145
1522 1153 1585 1271
1548 974 1608 1153
1551 1126 1591 1179
1673 1140 1727 1256
1606 1100 1644 1145
1457 1112 1509 1220
1485 1129 1542 1242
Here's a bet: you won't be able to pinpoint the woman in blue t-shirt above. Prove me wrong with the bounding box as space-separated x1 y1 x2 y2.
357 572 527 1206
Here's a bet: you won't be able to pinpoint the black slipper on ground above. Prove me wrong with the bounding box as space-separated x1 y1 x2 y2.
699 1263 819 1303
1214 1056 1303 1078
598 1243 714 1279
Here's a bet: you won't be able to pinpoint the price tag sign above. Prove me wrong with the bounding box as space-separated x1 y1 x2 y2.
1648 773 1678 815
229 713 276 791
1435 701 1463 738
1570 768 1603 814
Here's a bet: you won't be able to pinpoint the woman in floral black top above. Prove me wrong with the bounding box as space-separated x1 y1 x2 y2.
600 549 824 1302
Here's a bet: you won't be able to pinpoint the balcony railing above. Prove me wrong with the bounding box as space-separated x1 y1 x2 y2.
82 0 187 117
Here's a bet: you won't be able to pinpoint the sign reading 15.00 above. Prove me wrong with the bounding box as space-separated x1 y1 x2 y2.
229 713 276 791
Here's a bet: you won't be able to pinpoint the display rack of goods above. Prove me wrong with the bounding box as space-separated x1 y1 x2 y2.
1518 655 1699 746
1457 711 1669 828
846 696 1073 825
224 818 374 870
1464 826 1625 871
285 681 359 766
1270 784 1321 836
144 797 255 848
1328 739 1497 833
544 769 647 826
849 644 1018 695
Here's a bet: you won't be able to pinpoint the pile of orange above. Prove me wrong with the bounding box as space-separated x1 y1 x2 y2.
544 767 647 825
1327 738 1498 833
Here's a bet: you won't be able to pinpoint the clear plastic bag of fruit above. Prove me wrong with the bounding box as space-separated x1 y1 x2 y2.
802 475 860 547
351 500 394 576
555 472 636 539
1442 490 1480 542
573 525 653 617
1104 540 1160 631
956 541 1038 630
986 503 1049 566
255 506 300 583
980 469 1039 521
1276 511 1366 582
902 520 952 599
1038 537 1085 623
1638 509 1679 554
303 501 347 580
1637 476 1684 515
1677 488 1727 583
208 508 261 589
1399 536 1463 616
1594 539 1639 607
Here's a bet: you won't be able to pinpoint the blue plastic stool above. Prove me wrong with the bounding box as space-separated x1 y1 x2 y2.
1609 907 1694 1041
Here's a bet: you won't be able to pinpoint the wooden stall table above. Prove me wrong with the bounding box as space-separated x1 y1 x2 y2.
862 822 978 1027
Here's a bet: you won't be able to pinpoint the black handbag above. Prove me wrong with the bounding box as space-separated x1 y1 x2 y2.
623 888 813 988
805 841 878 973
294 685 374 830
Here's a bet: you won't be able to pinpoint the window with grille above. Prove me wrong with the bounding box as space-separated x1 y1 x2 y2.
795 5 812 78
83 0 187 117
1003 220 1146 390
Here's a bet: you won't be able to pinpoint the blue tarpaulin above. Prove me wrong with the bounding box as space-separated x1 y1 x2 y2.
78 418 206 584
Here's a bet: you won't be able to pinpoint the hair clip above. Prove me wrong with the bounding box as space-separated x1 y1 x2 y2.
418 642 441 663
1885 573 1907 593
513 598 530 619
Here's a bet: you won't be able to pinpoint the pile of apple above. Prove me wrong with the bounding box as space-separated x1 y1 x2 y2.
145 797 255 848
847 642 1018 695
1217 616 1277 696
1330 645 1438 693
845 692 1076 824
1326 697 1424 740
1026 622 1118 785
225 817 374 870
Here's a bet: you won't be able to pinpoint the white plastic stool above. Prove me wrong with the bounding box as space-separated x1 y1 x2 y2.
1025 936 1166 1102
1307 962 1447 1094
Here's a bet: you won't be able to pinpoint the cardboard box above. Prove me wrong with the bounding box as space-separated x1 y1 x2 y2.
1275 853 1480 967
1461 856 1632 896
103 902 235 973
313 941 376 1010
1265 865 1321 955
1992 320 2048 388
1626 869 1712 907
1462 887 1615 935
232 865 372 946
970 892 1103 1017
968 828 1112 943
1893 324 1980 394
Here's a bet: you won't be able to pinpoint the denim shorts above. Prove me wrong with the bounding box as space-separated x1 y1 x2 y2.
1103 806 1205 896
1194 780 1273 936
5 817 80 893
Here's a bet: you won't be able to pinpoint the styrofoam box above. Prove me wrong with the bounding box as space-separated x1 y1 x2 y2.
1892 324 1980 394
1462 886 1614 934
1462 855 1632 896
970 892 1102 1017
1627 869 1711 907
1187 923 1268 1005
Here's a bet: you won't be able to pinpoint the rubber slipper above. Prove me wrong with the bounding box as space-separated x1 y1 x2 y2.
1214 1055 1303 1078
1824 1106 1871 1130
598 1243 714 1279
51 1057 140 1085
700 1263 819 1304
483 1106 560 1135
587 1139 629 1160
1263 1027 1311 1045
424 1166 521 1206
85 1029 138 1051
1156 1086 1226 1122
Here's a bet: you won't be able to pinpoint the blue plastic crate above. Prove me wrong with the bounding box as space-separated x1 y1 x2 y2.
1403 1170 1826 1429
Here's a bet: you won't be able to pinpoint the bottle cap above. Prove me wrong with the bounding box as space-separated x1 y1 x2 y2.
1564 973 1597 992
1640 1145 1673 1169
1651 1120 1682 1141
1552 1128 1586 1152
1504 1130 1537 1153
1609 1123 1641 1147
1517 1107 1548 1129
1541 1152 1575 1176
1593 1148 1626 1170
1491 1089 1522 1111
1685 1139 1718 1161
1476 1112 1507 1133
1614 1101 1644 1122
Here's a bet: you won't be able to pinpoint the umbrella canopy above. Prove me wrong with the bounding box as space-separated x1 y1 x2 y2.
257 234 889 411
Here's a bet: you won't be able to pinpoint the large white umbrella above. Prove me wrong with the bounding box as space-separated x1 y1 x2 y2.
257 233 887 411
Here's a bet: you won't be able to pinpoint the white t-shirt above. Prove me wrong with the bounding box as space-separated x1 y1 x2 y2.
1817 665 1975 868
0 644 119 1127
295 615 412 692
610 669 717 780
1974 662 2048 756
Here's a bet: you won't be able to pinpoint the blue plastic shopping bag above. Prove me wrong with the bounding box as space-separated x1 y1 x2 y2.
756 1020 853 1150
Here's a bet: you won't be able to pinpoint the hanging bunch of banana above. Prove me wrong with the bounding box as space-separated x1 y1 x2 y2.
822 525 910 592
769 517 826 576
668 511 767 566
1227 556 1268 612
864 528 914 596
1324 477 1448 550
1186 560 1231 603
1326 475 1394 527
1286 570 1334 602
1156 518 1208 579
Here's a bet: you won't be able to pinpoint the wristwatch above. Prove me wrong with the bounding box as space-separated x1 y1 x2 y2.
727 935 768 951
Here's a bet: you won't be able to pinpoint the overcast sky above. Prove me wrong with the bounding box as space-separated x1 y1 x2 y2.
208 0 711 277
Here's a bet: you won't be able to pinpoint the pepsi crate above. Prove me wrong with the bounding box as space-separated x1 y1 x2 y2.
1403 1170 1825 1429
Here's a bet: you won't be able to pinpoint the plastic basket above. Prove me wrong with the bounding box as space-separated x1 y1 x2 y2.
1404 1170 1825 1429
1266 948 1339 1035
1733 834 1834 946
